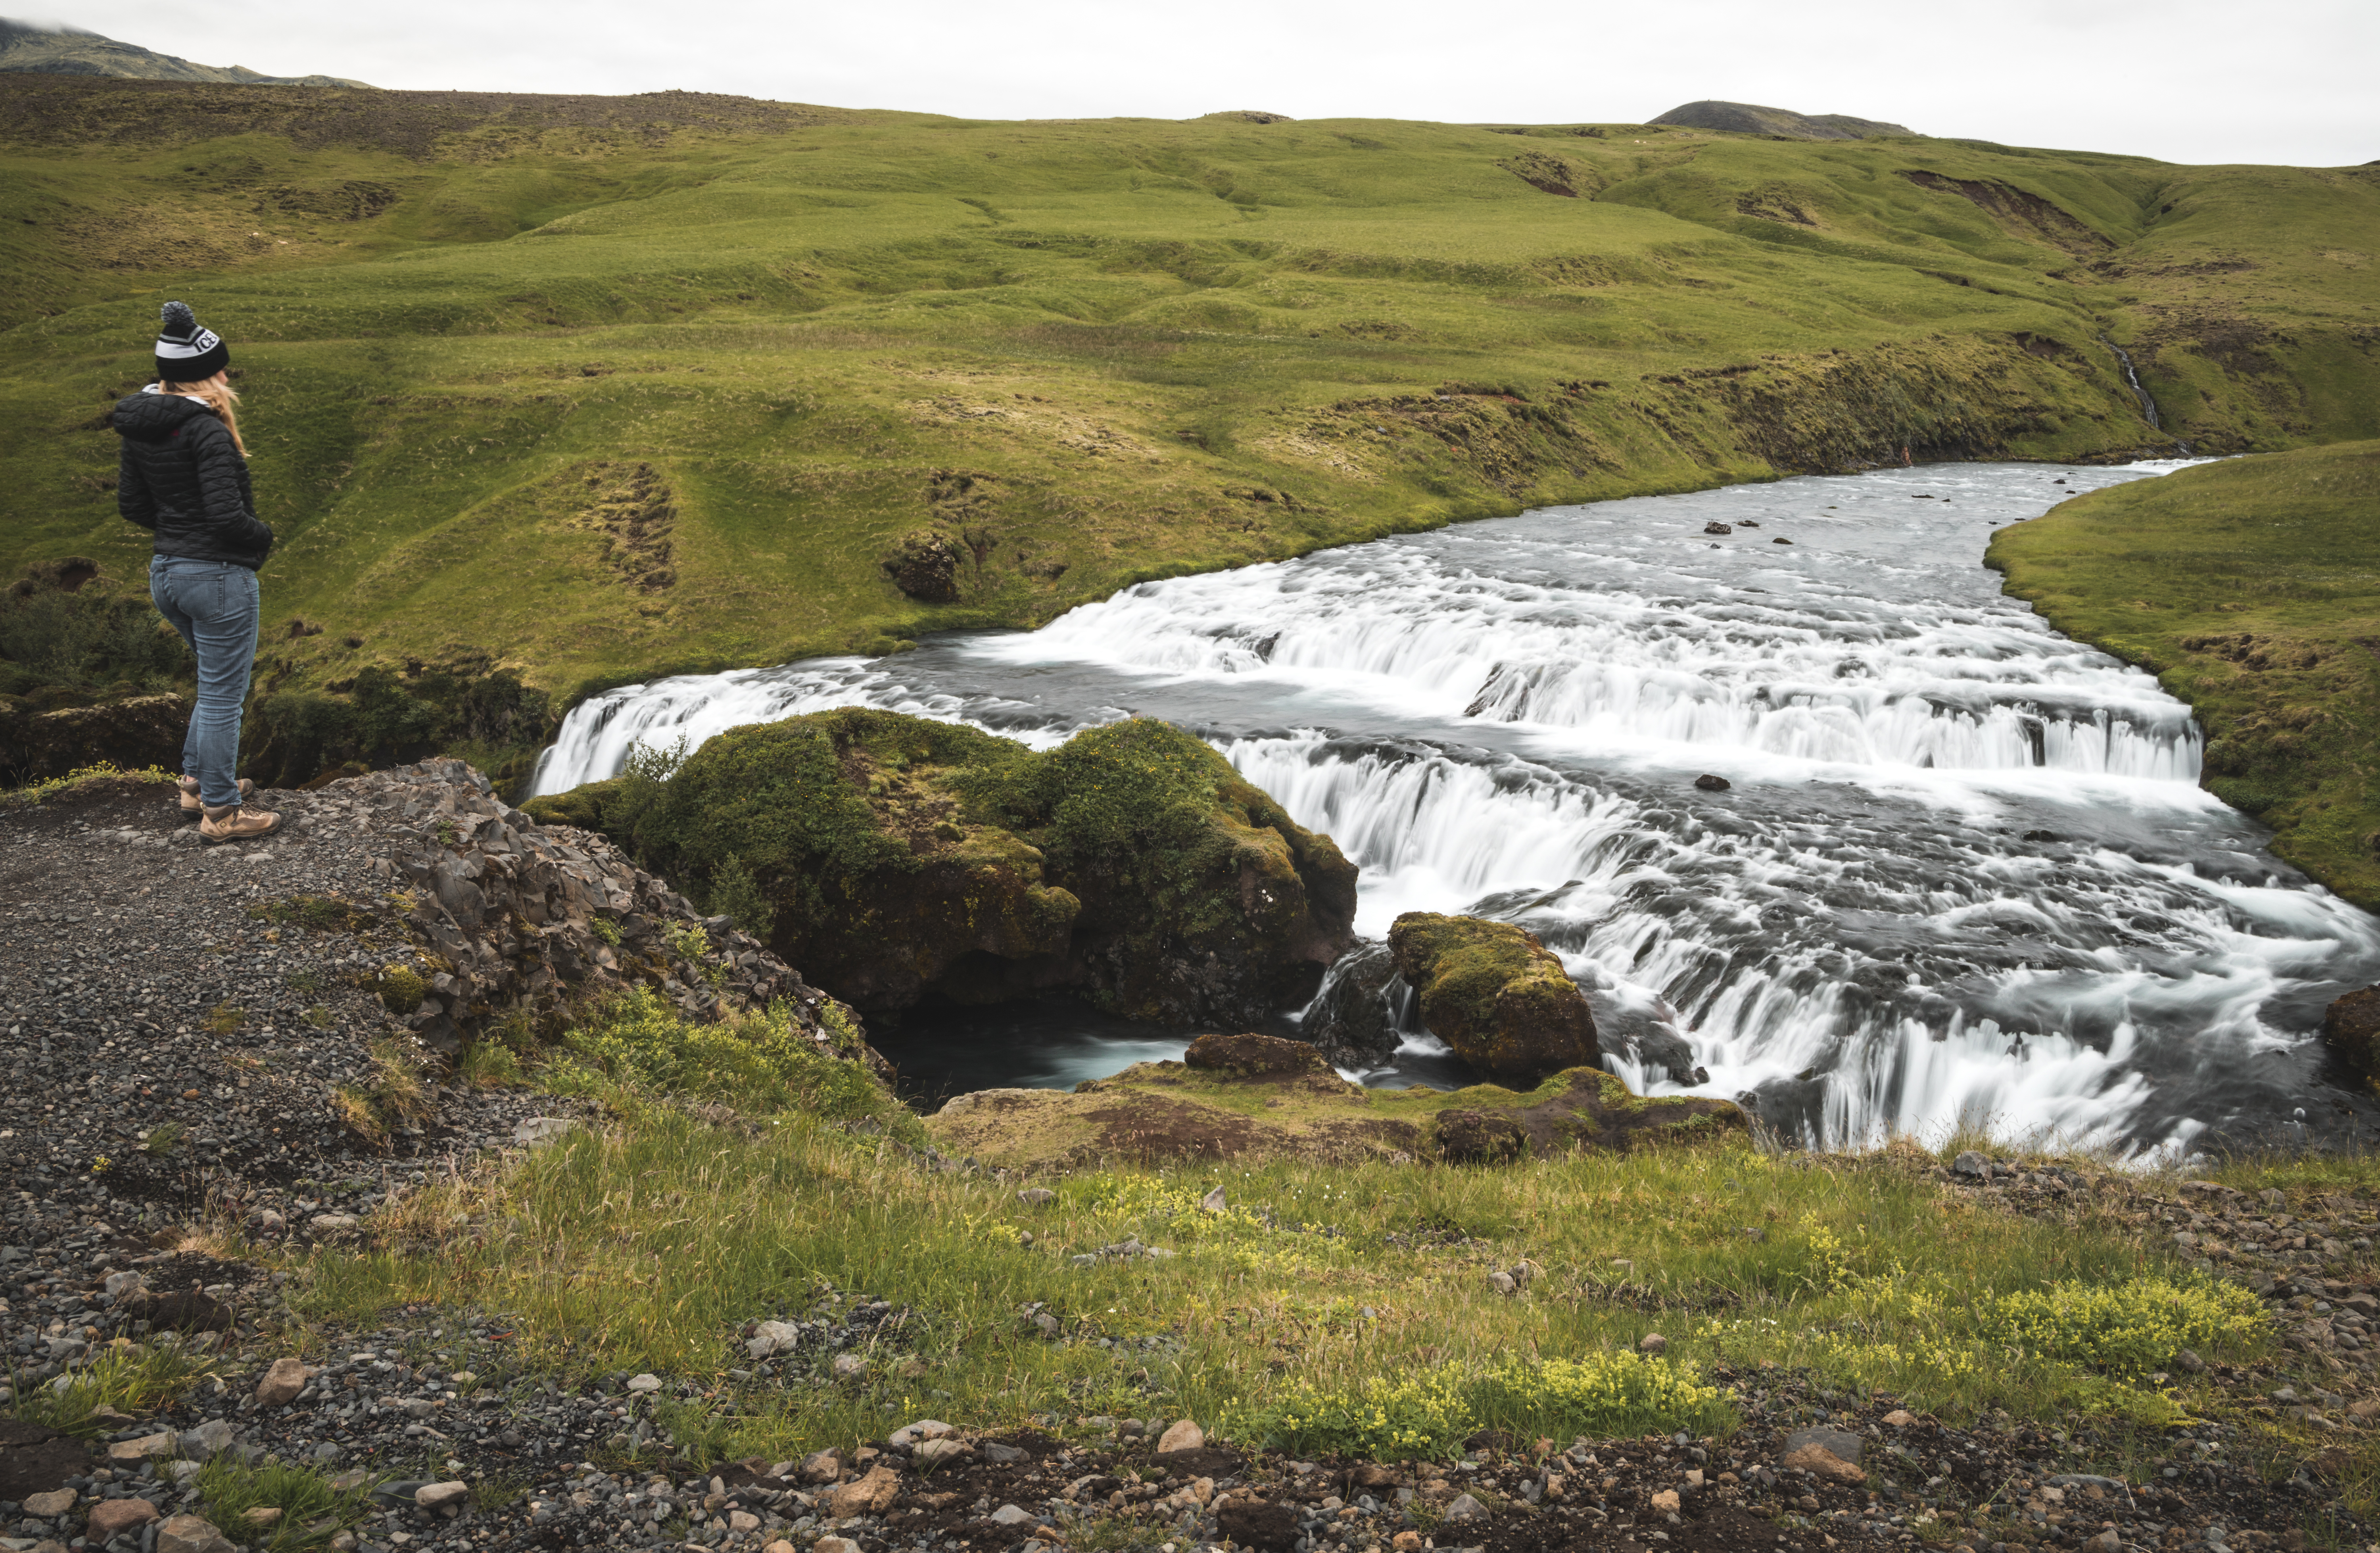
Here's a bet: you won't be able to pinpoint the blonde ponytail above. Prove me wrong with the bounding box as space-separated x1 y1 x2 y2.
162 376 248 457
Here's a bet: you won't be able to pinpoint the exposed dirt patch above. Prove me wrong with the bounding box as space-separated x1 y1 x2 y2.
2178 631 2328 671
1498 150 1587 198
1735 184 1821 225
255 178 403 221
558 460 676 591
1898 169 2113 257
0 1418 94 1503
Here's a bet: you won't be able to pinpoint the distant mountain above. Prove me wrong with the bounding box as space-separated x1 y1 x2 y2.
0 17 371 87
1651 100 1911 140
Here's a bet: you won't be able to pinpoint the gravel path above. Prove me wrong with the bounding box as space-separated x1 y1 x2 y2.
0 770 556 1245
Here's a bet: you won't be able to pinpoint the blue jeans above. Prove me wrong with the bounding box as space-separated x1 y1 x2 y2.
150 557 260 808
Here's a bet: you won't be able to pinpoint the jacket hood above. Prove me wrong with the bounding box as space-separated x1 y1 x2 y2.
113 388 216 444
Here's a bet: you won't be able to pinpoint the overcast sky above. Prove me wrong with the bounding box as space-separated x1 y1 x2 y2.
24 0 2377 167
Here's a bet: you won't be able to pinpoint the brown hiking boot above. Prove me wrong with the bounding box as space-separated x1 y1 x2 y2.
178 776 254 818
199 803 281 843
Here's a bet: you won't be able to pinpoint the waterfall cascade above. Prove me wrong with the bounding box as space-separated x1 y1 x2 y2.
532 459 2375 1154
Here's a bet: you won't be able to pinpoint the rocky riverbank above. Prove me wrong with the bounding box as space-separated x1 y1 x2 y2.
4 763 2377 1553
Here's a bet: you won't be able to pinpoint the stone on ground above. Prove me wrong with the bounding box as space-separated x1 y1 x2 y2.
156 1515 238 1553
255 1355 310 1406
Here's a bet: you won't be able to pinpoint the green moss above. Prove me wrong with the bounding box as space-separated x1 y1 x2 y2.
546 985 919 1141
374 963 426 1015
519 774 628 831
1988 441 2380 907
1386 912 1599 1079
557 708 1352 1021
930 1059 1741 1169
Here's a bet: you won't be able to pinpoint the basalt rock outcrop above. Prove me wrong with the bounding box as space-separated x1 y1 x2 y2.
524 709 1359 1027
1386 912 1601 1082
366 758 872 1067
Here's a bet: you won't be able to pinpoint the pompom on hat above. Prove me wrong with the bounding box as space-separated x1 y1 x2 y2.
154 299 228 382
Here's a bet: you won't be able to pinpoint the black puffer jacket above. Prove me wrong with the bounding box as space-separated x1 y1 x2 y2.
113 390 274 570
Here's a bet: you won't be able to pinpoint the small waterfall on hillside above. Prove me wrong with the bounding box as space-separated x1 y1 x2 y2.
530 458 2374 1153
2099 334 2193 454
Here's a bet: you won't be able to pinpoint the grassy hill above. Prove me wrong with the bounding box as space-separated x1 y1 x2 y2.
1 76 2376 781
0 18 372 88
1990 442 2380 908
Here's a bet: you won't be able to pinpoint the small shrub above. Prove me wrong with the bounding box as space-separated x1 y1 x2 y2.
818 998 868 1059
1986 1277 2268 1379
708 855 776 938
303 1005 335 1031
142 1121 186 1157
369 1038 429 1123
203 1004 245 1035
375 964 426 1014
458 1038 522 1087
0 580 193 692
589 916 622 947
333 1085 384 1146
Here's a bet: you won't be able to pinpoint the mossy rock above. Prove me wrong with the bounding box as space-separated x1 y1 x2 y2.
519 775 628 831
1426 1067 1749 1160
924 1060 1746 1170
1183 1030 1337 1079
543 708 1359 1025
1386 912 1601 1081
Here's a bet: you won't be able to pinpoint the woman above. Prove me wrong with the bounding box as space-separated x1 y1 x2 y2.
113 300 279 842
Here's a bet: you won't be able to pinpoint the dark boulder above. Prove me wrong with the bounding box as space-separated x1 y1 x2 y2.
882 530 965 602
122 1289 233 1332
0 1418 94 1503
1386 912 1601 1081
1299 939 1403 1066
2324 985 2380 1079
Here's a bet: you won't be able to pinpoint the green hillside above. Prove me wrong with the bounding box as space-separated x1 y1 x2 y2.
1991 442 2380 908
0 18 373 88
3 76 2377 782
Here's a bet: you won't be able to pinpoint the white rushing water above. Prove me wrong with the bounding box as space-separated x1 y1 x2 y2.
533 461 2380 1154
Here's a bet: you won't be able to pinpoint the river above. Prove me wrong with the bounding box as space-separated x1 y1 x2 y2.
531 460 2380 1157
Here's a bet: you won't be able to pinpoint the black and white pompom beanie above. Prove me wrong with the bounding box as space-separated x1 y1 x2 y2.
154 300 228 383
